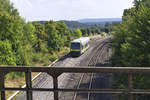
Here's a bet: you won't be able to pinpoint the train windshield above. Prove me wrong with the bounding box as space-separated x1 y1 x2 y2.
71 43 80 49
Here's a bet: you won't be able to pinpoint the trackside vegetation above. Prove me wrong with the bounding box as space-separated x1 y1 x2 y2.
112 0 150 99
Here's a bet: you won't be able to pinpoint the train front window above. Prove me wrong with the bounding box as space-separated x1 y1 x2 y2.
71 43 80 49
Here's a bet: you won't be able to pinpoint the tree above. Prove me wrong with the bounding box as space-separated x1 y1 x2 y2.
45 21 62 52
80 28 87 36
32 22 48 52
0 40 16 65
0 0 33 65
56 21 70 47
73 29 82 39
112 2 150 99
23 22 37 47
0 0 19 16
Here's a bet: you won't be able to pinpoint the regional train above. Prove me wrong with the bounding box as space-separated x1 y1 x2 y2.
70 37 90 56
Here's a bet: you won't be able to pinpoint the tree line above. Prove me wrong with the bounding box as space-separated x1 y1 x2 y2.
112 0 150 99
36 20 114 36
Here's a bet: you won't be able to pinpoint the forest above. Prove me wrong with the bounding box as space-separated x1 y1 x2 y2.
112 0 150 99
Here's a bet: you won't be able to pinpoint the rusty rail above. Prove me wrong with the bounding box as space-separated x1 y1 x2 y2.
1 66 150 100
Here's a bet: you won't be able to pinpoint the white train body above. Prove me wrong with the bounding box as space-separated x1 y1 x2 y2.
70 37 90 56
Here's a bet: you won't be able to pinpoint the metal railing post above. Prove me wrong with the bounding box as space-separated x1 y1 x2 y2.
0 72 5 100
53 76 58 100
25 70 32 100
47 71 62 100
128 73 133 100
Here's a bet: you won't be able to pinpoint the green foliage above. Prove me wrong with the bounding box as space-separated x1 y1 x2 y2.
56 21 70 46
0 40 16 65
0 7 32 65
63 20 89 28
32 52 57 66
80 26 102 36
101 32 107 36
104 22 112 33
32 22 48 52
23 22 37 47
112 4 150 67
0 0 19 16
45 21 63 52
0 1 73 67
73 28 82 39
80 23 113 36
112 1 150 99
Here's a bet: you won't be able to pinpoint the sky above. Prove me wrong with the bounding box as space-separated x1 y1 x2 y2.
10 0 134 21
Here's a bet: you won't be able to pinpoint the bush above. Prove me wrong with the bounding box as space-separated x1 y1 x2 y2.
0 40 16 65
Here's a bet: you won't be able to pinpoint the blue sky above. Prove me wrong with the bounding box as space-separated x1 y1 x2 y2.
10 0 134 21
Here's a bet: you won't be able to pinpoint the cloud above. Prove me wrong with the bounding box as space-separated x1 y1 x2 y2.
10 0 33 20
10 0 134 21
10 0 32 8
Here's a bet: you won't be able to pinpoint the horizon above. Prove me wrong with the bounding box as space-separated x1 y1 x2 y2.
33 17 122 22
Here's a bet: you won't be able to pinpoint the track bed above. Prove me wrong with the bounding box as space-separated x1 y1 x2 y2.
59 36 113 100
16 36 112 100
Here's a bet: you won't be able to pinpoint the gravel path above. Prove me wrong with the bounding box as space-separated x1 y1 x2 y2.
15 36 111 100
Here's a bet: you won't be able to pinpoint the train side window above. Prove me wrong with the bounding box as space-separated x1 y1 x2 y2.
81 44 83 49
85 43 88 47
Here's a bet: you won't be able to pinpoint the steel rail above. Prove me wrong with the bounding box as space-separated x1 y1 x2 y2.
72 73 85 100
87 73 94 100
87 41 108 100
72 39 109 100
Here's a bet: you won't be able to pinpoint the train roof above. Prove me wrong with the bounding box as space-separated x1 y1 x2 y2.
71 37 90 45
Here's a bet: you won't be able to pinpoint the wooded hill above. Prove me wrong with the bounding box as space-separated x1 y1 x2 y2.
78 18 122 25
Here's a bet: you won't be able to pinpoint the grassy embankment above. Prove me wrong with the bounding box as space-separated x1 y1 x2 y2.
5 47 69 99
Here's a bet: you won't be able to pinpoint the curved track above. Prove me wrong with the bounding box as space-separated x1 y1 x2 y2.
59 36 112 100
72 37 112 100
16 36 112 100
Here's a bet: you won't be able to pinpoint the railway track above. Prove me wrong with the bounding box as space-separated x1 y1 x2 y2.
16 36 111 100
72 37 112 100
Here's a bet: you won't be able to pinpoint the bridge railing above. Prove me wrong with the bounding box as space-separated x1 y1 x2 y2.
1 66 150 100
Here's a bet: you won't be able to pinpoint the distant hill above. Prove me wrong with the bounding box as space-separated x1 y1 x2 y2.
32 20 90 28
78 18 122 25
32 21 47 24
78 18 122 23
63 20 90 28
32 18 122 29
